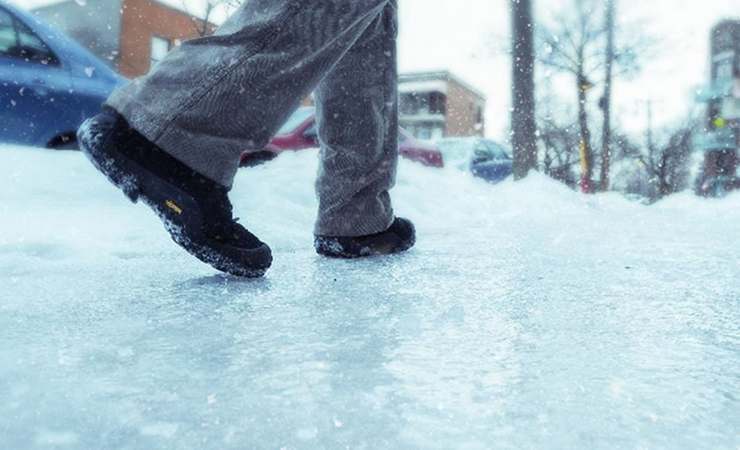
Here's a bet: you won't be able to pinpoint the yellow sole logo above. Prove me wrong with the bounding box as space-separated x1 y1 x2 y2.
165 200 183 215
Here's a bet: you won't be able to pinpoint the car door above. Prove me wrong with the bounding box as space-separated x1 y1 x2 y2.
0 7 71 147
469 141 499 181
486 141 513 181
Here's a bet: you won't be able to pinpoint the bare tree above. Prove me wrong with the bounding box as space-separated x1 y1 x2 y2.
510 0 538 180
538 0 602 192
193 0 217 37
609 133 648 197
538 0 642 193
539 117 580 188
183 0 242 37
619 119 697 200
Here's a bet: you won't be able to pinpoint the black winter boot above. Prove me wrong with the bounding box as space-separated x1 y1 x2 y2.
77 108 272 277
314 218 416 258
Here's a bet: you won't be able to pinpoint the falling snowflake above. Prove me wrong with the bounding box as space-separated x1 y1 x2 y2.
84 67 95 78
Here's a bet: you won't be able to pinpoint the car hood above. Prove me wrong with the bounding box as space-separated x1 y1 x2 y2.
410 139 440 152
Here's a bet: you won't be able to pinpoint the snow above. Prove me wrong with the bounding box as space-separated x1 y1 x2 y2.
398 80 448 94
1 145 739 449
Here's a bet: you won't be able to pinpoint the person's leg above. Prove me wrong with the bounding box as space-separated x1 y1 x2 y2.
107 0 394 188
79 0 398 276
312 1 414 258
314 1 398 237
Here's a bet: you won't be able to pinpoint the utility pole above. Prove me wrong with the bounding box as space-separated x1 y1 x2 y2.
511 0 538 180
599 0 615 192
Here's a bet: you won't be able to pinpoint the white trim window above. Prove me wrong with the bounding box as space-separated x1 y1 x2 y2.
150 36 171 66
712 51 735 82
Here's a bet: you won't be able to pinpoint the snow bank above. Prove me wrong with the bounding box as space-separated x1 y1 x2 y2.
238 147 740 267
2 143 739 278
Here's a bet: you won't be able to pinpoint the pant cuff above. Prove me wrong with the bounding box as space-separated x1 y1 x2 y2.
315 211 394 237
107 91 239 189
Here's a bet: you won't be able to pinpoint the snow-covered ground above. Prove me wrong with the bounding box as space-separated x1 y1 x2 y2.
1 145 738 449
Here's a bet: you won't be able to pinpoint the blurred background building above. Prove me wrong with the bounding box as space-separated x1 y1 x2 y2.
696 19 740 192
301 70 487 141
398 71 486 140
32 0 213 78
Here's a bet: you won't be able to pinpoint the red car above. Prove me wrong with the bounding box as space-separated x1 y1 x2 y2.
240 107 443 168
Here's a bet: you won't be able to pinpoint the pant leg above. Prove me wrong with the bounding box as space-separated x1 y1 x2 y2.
314 1 398 237
107 0 392 188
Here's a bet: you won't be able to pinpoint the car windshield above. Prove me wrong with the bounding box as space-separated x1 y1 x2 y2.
0 10 14 52
485 140 512 160
277 107 314 135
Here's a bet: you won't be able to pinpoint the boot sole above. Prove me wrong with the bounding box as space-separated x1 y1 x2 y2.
78 118 270 278
314 234 415 259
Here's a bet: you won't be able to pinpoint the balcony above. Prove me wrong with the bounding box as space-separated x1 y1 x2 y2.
694 128 737 152
399 113 446 124
695 79 736 102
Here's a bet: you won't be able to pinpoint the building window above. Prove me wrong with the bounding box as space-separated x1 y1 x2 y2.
715 59 733 81
712 51 735 82
429 92 446 115
150 36 171 66
401 93 428 115
401 92 446 116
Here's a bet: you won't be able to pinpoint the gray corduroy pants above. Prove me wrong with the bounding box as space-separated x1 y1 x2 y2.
107 0 398 237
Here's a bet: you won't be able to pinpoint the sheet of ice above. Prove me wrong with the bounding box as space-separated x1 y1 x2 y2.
1 145 738 449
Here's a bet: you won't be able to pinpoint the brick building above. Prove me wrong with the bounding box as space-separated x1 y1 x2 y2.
398 71 486 140
299 70 486 140
696 19 740 193
32 0 214 78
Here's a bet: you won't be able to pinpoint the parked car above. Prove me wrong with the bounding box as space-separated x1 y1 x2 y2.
436 137 513 183
240 107 444 168
0 1 123 148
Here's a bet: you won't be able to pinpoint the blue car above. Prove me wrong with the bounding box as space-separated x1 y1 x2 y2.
436 137 513 183
0 1 122 148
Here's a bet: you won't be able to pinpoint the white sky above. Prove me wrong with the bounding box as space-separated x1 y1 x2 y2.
11 0 740 141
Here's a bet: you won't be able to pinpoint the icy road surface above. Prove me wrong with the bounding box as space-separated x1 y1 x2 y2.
1 146 739 449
